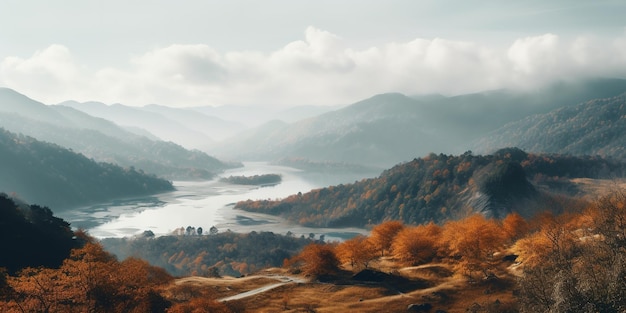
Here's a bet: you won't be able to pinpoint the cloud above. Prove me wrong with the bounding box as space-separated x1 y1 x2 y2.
2 27 626 107
0 45 86 98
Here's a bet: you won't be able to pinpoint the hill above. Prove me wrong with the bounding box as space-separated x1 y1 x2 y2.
0 194 78 274
0 128 174 209
0 88 239 179
214 78 626 167
235 148 626 227
474 92 626 160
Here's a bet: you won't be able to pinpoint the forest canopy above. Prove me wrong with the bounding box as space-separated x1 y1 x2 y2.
236 148 626 227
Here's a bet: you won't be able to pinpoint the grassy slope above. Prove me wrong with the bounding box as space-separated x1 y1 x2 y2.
168 260 518 312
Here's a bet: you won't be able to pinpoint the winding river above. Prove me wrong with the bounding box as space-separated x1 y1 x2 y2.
59 162 373 241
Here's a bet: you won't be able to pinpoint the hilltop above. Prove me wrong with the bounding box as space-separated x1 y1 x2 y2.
235 148 626 227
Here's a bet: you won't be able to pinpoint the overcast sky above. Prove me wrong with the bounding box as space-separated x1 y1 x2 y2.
1 0 626 108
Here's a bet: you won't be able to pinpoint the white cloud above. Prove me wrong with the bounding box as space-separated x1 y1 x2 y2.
2 27 626 107
0 45 86 99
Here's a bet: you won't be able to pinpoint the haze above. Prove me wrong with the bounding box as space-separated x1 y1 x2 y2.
1 0 626 108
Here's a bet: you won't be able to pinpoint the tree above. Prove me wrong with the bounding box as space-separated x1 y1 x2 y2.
370 221 404 256
516 191 626 312
501 212 529 242
392 222 441 265
209 226 218 235
336 235 377 270
294 243 339 277
185 226 195 236
442 215 505 278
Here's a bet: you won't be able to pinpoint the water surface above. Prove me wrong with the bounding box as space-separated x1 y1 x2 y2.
60 162 372 241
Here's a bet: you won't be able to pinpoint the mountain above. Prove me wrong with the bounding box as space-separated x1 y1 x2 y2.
213 93 450 166
0 88 238 179
214 78 626 167
59 101 219 150
0 128 174 209
473 93 626 160
142 104 244 141
235 148 626 228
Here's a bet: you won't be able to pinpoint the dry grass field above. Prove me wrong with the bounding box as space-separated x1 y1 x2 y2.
167 261 519 312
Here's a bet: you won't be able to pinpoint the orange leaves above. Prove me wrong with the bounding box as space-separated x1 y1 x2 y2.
391 222 441 265
369 220 404 256
335 235 377 269
502 212 529 241
293 243 340 277
3 240 173 313
441 215 506 276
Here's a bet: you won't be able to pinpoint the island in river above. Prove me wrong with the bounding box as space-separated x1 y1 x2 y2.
219 174 282 186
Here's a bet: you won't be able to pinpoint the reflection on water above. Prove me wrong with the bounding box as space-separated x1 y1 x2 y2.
59 162 372 241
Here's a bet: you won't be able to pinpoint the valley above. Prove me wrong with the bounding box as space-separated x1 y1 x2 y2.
2 80 626 312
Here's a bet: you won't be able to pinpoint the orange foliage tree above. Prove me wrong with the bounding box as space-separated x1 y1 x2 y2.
392 222 442 265
441 214 505 278
516 191 626 312
335 235 377 270
1 238 174 313
501 212 529 242
369 220 404 257
293 243 340 277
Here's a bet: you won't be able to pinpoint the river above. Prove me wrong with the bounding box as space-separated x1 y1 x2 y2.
59 162 375 242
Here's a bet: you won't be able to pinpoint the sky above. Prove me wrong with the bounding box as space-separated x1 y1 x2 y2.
1 0 626 108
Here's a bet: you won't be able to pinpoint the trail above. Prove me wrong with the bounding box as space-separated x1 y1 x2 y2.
216 276 307 302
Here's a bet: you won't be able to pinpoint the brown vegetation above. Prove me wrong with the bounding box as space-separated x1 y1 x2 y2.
2 188 625 312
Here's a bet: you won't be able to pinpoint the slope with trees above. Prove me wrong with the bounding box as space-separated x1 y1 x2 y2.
101 230 312 277
0 128 174 209
281 189 626 312
214 78 626 167
0 194 78 274
235 148 626 228
475 92 626 160
0 88 239 180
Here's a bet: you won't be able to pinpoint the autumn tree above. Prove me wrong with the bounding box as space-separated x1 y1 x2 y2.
392 222 442 265
501 212 529 242
294 243 339 278
369 220 404 257
516 191 626 312
441 214 505 278
2 236 174 313
335 235 377 270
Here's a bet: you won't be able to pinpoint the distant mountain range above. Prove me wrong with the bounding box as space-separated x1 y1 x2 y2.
474 92 626 160
0 88 239 179
213 78 626 167
0 128 174 209
60 101 340 150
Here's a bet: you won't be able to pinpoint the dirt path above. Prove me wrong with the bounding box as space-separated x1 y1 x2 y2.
217 275 306 302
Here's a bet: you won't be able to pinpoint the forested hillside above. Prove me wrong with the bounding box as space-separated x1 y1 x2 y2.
102 230 312 277
0 88 239 180
0 195 78 274
0 128 174 209
215 78 626 167
236 148 626 227
475 92 626 159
